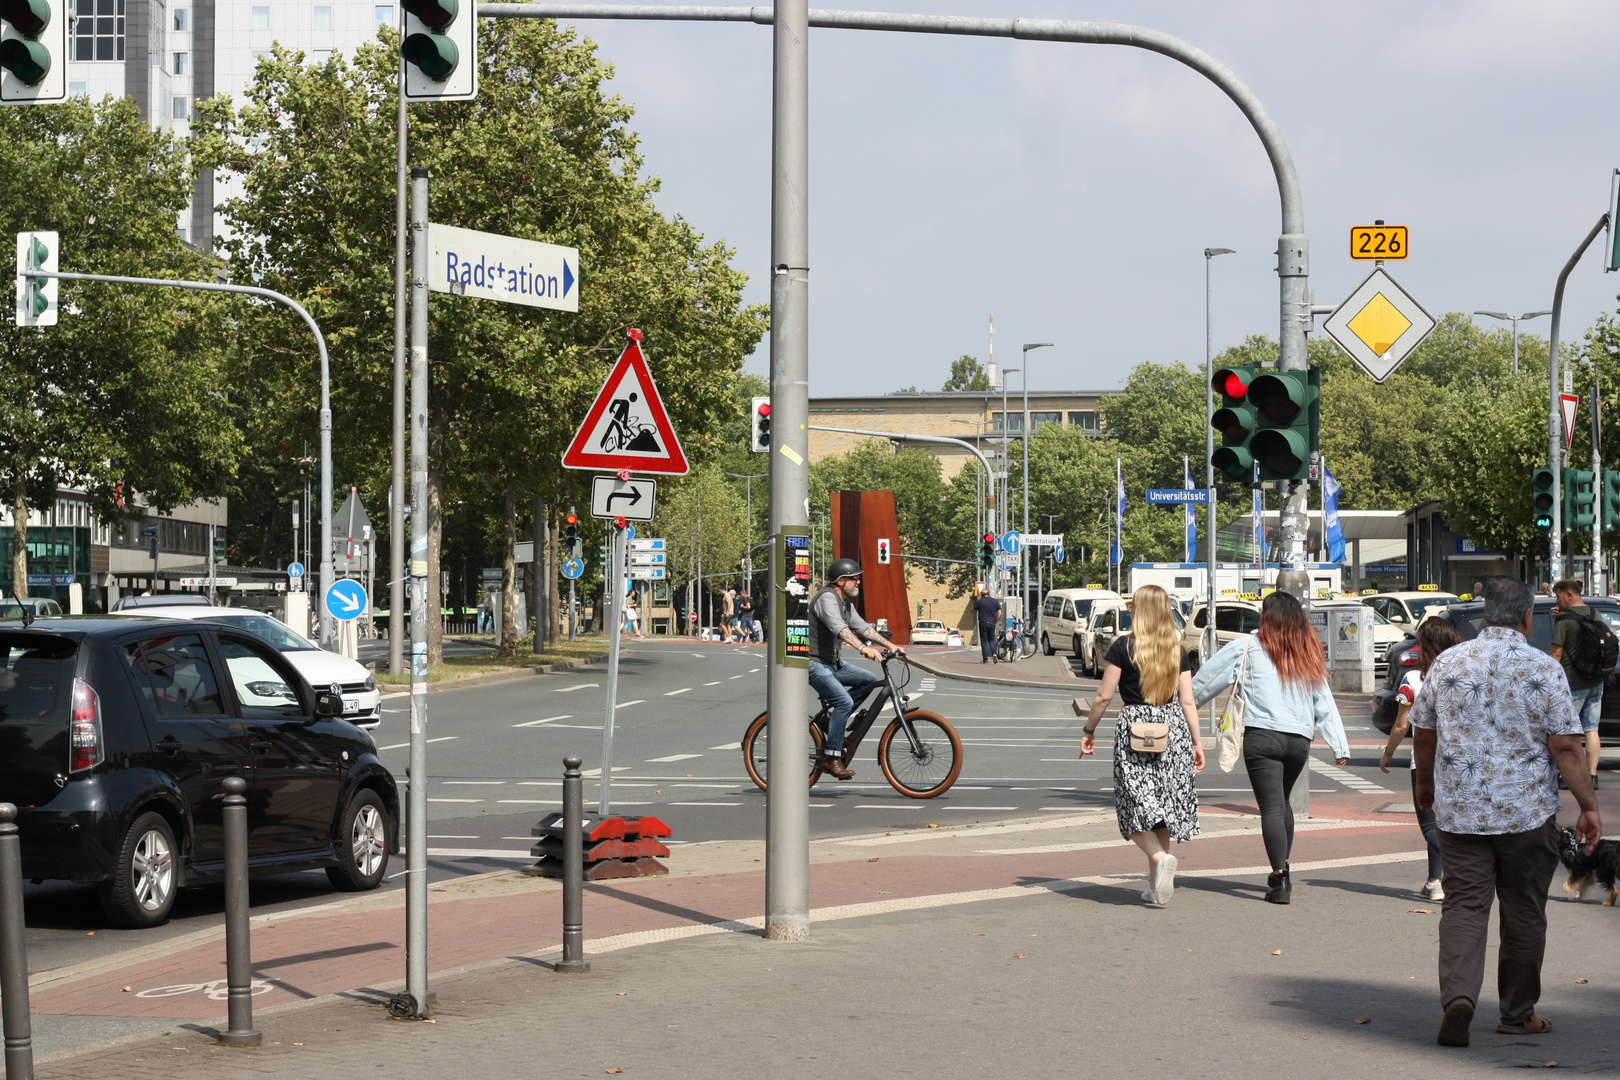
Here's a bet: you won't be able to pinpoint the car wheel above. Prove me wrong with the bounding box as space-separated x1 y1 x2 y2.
99 811 178 928
325 788 390 892
1041 633 1053 656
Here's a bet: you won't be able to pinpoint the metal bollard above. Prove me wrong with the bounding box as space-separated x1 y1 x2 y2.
219 777 262 1046
555 756 590 974
0 805 35 1080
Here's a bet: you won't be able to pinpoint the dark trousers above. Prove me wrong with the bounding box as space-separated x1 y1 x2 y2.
1436 818 1559 1026
1410 770 1444 882
1242 727 1310 871
978 623 997 660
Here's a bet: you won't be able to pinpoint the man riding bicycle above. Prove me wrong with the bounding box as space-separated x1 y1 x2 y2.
807 558 904 780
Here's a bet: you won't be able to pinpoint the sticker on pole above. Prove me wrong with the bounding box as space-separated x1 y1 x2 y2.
561 332 689 475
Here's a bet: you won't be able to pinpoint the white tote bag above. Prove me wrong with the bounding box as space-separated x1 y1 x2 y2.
1215 637 1252 773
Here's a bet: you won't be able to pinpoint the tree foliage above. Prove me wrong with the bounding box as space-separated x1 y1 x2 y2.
942 354 991 392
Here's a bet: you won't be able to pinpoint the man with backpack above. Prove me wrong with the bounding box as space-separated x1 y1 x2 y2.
1549 579 1615 791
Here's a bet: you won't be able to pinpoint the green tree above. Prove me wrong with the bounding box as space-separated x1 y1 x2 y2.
652 464 748 623
942 355 991 392
1098 361 1206 490
809 439 952 580
0 97 241 598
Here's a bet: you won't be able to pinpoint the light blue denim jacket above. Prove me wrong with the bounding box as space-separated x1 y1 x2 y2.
1191 633 1350 760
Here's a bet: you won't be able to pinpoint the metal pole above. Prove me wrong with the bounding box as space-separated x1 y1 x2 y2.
0 804 34 1080
765 0 812 943
390 3 408 676
1513 316 1520 376
1595 377 1604 595
600 524 624 817
219 777 261 1046
1021 366 1028 615
404 165 431 1018
556 755 591 973
1548 213 1611 582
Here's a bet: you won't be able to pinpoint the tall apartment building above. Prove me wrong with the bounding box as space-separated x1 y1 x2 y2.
64 0 397 248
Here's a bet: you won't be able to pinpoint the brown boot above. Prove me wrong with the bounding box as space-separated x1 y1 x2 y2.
819 754 855 780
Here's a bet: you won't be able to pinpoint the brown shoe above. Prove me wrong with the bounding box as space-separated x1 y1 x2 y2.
1437 998 1474 1047
819 755 855 780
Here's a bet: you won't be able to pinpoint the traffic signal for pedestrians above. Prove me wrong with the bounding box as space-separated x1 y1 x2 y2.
1532 465 1555 535
1210 365 1259 480
1565 468 1596 530
563 512 580 555
750 396 772 453
1246 368 1319 481
400 0 477 101
1605 471 1620 531
13 230 56 326
1 0 67 103
213 535 226 563
979 533 995 571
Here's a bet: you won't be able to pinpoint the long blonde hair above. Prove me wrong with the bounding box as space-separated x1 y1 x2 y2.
1129 585 1182 706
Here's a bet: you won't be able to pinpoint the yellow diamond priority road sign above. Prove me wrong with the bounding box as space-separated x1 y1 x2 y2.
1321 268 1436 383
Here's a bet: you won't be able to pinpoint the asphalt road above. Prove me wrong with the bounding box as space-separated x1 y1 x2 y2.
21 638 1401 972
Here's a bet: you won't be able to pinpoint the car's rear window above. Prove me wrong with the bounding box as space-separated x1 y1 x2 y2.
210 614 317 652
0 634 77 725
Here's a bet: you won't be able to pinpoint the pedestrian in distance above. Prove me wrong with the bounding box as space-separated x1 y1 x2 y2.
1192 590 1350 905
1380 616 1464 901
973 585 1001 664
1410 579 1602 1048
624 587 643 639
722 588 737 643
1548 578 1612 791
736 591 755 642
1081 585 1205 906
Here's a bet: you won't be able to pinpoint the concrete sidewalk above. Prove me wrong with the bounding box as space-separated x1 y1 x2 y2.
22 788 1619 1077
906 645 1084 689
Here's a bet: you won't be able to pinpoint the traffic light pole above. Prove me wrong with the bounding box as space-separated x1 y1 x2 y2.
404 165 432 1018
37 269 335 644
390 31 409 677
1546 212 1611 583
1595 380 1605 596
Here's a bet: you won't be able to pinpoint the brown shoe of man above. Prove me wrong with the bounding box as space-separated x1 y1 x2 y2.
819 754 854 780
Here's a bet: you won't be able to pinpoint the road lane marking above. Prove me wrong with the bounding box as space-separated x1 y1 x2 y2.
427 798 482 803
496 800 555 805
704 681 722 686
617 699 647 708
668 801 743 807
940 806 1018 811
581 767 633 777
1309 757 1395 795
972 818 1407 855
424 848 533 859
749 668 761 673
426 835 479 839
664 688 692 696
709 742 742 751
729 675 745 680
442 781 505 785
378 736 459 750
513 714 572 727
646 754 703 763
553 683 600 693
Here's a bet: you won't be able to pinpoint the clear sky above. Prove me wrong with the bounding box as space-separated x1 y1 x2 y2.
559 0 1620 396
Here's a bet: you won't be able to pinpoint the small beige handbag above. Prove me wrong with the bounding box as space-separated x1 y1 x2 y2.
1127 721 1171 754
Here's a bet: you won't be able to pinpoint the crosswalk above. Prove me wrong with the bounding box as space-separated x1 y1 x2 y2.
1309 756 1395 796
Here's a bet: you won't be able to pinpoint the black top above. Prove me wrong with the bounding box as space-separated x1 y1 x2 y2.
1105 636 1193 706
973 595 1002 626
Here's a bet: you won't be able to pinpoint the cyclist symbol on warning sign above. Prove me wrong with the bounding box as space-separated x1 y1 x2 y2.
562 330 689 475
601 392 660 454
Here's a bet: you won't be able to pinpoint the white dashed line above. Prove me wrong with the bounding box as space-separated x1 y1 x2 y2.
664 688 692 696
704 681 722 686
427 798 482 803
668 801 742 807
709 742 742 751
553 683 600 693
1309 757 1394 795
513 714 572 727
646 754 703 763
616 700 647 708
749 668 761 673
377 736 458 750
729 675 745 680
442 781 505 786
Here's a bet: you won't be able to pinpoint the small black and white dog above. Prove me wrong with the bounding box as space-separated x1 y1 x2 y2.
1555 825 1619 906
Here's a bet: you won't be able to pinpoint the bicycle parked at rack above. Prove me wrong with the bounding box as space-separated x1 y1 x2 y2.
741 651 963 798
996 616 1038 662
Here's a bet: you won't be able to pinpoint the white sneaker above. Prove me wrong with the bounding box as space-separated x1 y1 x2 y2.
1420 880 1445 902
1140 888 1160 905
1152 854 1178 905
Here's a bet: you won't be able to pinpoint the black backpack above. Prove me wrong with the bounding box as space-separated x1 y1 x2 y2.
1557 609 1619 682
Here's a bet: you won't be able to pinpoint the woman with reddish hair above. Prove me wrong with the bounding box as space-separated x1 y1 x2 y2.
1193 590 1350 904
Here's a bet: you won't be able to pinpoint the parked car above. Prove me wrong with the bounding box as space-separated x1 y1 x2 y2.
0 617 398 927
1362 590 1460 630
0 597 64 620
910 619 951 645
1183 599 1263 661
1372 596 1620 747
1038 588 1125 661
1077 603 1185 678
112 606 381 728
111 594 213 611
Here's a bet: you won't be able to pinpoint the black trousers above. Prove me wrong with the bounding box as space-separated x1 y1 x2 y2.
1243 727 1310 871
979 623 996 660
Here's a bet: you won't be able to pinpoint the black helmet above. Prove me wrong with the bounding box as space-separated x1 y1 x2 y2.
828 558 863 581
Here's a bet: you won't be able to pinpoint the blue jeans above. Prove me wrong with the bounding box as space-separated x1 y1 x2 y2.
807 660 881 757
1571 682 1604 733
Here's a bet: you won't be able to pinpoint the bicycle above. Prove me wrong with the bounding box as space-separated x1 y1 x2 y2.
995 617 1038 662
740 651 963 799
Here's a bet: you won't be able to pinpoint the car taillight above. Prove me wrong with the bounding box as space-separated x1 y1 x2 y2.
70 678 102 772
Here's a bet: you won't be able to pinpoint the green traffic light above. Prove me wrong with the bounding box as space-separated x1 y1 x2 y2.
401 32 458 80
1211 445 1254 480
0 36 50 85
1251 427 1309 478
402 0 457 29
1248 371 1316 423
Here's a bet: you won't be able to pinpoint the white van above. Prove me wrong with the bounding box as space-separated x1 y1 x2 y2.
1038 589 1125 663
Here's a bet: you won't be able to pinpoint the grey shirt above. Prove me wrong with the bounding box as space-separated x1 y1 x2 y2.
811 587 870 647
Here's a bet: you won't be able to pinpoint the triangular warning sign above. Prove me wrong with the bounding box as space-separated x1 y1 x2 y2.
561 332 689 475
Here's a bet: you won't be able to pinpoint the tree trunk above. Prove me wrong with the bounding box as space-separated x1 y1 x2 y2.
546 509 561 645
11 477 27 600
500 496 518 658
426 396 446 665
531 495 546 655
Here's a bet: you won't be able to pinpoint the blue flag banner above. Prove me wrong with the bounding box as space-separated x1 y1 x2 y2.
1323 467 1346 564
1252 465 1264 565
1111 458 1125 567
1183 457 1197 562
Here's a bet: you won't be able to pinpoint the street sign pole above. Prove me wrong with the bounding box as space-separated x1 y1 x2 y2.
599 523 625 817
390 25 408 678
766 0 811 944
404 165 431 1018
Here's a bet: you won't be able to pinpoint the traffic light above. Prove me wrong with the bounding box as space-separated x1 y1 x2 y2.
1532 465 1555 535
1210 365 1259 480
563 512 579 555
213 535 227 563
1605 471 1620 530
1246 368 1319 481
979 533 996 571
1 0 67 104
1565 468 1596 530
13 230 56 326
750 396 772 453
400 0 477 101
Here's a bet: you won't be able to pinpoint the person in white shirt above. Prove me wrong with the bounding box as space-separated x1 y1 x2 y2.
1380 617 1464 901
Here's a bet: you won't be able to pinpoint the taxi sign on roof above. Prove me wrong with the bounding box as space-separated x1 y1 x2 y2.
1321 268 1436 384
561 331 689 475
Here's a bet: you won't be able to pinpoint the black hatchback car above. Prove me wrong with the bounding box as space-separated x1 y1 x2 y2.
1372 596 1620 746
0 616 398 927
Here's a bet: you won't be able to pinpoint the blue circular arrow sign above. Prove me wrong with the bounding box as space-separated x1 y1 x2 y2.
561 557 585 580
1053 545 1065 565
1000 530 1022 555
324 579 368 622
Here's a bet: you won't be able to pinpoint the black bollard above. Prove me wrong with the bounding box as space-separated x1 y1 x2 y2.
219 777 261 1046
0 805 34 1080
555 756 590 974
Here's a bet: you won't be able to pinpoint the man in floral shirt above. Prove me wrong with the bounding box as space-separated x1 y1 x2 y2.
1410 579 1601 1049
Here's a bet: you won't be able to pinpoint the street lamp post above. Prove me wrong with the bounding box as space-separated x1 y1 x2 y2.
727 472 766 599
1204 247 1234 692
1474 310 1552 375
998 368 1019 600
1021 343 1053 625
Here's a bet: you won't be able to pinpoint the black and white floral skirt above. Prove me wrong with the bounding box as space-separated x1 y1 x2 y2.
1111 702 1201 842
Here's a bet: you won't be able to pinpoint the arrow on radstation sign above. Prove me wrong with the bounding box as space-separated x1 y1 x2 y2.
1322 268 1436 383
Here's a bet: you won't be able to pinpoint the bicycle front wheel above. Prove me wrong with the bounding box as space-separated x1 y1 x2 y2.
877 709 963 798
1020 635 1037 659
741 710 825 793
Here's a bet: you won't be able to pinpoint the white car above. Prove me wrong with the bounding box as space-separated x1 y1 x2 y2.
910 619 951 645
113 606 382 728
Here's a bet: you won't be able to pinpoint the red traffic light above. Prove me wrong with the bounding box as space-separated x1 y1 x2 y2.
1222 372 1248 398
982 533 995 544
564 513 578 526
757 402 771 417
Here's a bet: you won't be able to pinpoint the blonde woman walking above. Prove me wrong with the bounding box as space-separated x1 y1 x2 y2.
1081 585 1206 905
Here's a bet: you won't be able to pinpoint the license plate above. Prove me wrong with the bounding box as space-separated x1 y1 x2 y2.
342 698 360 713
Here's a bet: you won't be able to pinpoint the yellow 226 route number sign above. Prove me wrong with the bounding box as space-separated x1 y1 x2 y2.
1349 224 1407 260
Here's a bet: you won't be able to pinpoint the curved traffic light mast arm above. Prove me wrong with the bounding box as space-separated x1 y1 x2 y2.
807 424 995 483
38 269 337 648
